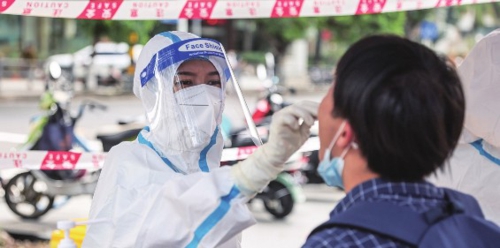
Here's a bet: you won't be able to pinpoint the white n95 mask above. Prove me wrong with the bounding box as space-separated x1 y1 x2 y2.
174 84 223 150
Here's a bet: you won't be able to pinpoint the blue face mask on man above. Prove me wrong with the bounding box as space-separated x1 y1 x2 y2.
317 121 356 189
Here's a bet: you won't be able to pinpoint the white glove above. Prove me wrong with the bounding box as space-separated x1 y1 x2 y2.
231 100 318 197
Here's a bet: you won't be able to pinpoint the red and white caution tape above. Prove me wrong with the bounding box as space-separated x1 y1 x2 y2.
221 136 319 162
0 136 320 170
0 0 496 20
0 150 107 171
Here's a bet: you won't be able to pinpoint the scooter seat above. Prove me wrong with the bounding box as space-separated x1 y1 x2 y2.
96 128 141 152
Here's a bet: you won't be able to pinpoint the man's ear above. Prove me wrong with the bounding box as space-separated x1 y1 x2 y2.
336 122 354 149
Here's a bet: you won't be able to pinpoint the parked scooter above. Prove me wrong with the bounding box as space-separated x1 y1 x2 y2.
3 62 140 219
251 65 296 124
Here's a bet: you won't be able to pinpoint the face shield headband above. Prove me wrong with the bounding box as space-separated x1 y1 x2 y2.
139 38 231 87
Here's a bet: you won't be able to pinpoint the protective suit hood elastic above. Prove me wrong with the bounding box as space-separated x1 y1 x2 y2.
133 31 232 174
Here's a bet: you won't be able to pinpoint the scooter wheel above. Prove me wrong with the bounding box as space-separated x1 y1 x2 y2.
262 181 294 219
4 172 55 219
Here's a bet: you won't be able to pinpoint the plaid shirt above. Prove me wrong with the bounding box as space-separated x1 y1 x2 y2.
302 178 447 248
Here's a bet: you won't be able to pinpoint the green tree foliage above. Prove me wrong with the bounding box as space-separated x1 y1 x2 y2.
253 12 418 67
77 20 157 44
445 2 500 31
324 12 407 43
254 18 312 54
254 11 424 58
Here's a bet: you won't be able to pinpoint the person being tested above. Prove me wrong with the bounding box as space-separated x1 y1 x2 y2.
302 35 500 247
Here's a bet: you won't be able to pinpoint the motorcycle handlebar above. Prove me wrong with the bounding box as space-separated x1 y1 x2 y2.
74 100 107 121
267 84 296 95
87 102 108 111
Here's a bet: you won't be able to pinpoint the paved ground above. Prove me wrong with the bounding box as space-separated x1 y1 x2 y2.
0 185 345 248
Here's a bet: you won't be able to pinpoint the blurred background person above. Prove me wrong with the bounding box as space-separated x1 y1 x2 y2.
429 29 500 225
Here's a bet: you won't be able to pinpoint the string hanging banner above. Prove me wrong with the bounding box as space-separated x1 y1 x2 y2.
0 0 496 20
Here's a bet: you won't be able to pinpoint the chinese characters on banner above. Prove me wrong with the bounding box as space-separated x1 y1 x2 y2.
77 0 124 19
312 0 348 15
236 146 258 160
271 0 305 17
23 1 70 17
224 1 261 17
129 1 169 18
40 151 82 170
0 151 108 170
179 0 217 19
436 0 462 7
0 1 494 27
0 152 27 169
0 0 14 13
355 0 387 14
92 154 106 169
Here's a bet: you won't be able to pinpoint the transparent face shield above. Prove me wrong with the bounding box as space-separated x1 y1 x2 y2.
220 47 264 147
172 58 225 150
138 38 262 153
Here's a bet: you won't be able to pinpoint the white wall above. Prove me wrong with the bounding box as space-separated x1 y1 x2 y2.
280 39 311 89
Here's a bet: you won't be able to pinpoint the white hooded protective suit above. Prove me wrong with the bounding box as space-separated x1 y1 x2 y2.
82 31 256 248
429 29 500 225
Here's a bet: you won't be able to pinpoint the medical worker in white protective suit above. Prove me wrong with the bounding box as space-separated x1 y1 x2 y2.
82 31 317 247
429 29 500 225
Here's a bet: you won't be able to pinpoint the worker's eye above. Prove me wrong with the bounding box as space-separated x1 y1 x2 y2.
175 80 194 88
207 80 222 88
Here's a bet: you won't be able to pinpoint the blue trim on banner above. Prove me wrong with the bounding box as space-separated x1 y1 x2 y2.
470 139 500 166
186 186 240 248
198 127 219 172
137 127 186 174
140 38 226 87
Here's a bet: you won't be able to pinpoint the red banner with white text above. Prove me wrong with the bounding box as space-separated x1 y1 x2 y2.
0 0 495 20
0 137 319 170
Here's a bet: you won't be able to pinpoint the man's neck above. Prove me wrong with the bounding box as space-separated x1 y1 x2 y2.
343 153 379 193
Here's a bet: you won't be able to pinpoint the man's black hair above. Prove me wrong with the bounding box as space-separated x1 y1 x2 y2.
333 35 465 181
